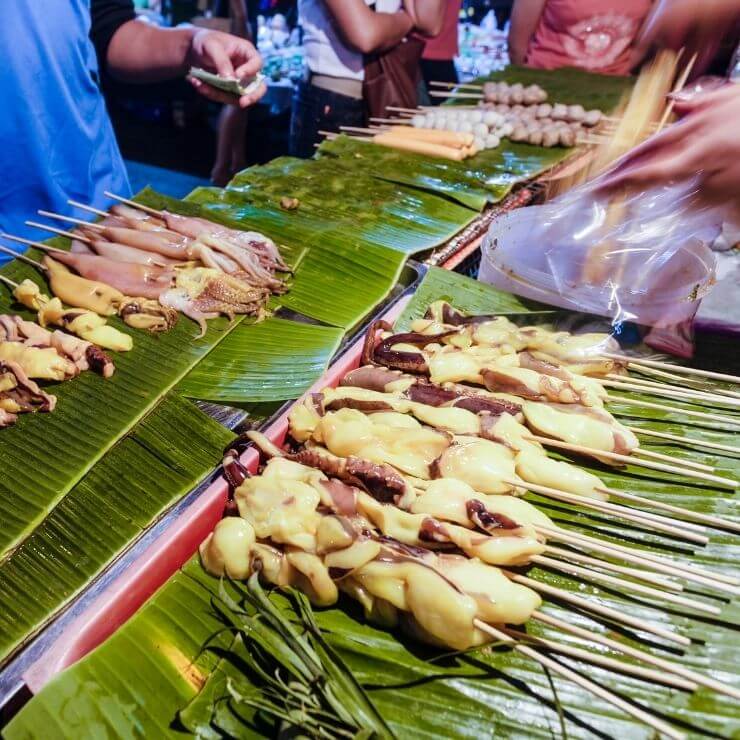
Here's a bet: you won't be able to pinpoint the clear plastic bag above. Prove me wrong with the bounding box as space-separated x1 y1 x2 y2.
479 177 720 338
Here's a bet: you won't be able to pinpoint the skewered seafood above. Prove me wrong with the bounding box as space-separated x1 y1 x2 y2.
118 297 178 333
11 279 132 352
200 456 542 649
0 315 114 378
44 257 124 317
0 359 55 427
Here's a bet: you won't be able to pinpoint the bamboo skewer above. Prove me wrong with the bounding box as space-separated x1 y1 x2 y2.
429 90 483 100
0 239 50 270
533 611 740 701
607 373 740 403
602 378 740 409
505 572 690 646
340 125 383 135
524 435 738 489
656 52 697 133
430 80 484 90
36 211 105 231
0 274 20 289
385 106 423 114
505 478 709 544
531 555 719 614
602 353 740 385
474 621 686 739
104 191 162 217
543 546 681 591
537 525 740 593
369 117 412 126
627 365 740 399
67 200 109 218
628 426 740 456
598 487 740 534
631 448 715 473
607 394 740 428
26 221 93 244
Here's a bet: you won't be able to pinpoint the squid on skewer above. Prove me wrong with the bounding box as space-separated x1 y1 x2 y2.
0 359 55 427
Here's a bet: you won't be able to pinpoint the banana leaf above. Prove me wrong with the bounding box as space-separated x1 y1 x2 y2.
0 395 234 663
318 136 566 209
177 316 343 404
8 270 739 739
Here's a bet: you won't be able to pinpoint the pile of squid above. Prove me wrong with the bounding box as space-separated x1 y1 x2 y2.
199 303 659 651
14 200 290 337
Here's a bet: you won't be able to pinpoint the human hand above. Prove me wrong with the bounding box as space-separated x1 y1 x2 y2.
630 0 740 76
596 85 740 221
187 29 266 108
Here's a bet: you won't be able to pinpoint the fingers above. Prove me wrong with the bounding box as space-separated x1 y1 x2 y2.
203 37 236 78
238 81 267 109
597 149 697 195
233 43 263 80
189 76 266 109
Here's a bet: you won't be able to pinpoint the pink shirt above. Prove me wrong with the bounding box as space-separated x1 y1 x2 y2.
423 0 462 61
525 0 652 75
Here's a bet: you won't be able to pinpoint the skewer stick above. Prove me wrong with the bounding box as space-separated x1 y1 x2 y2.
430 80 483 90
506 477 708 544
506 572 690 645
340 125 383 135
525 434 738 488
509 629 696 691
474 621 686 739
598 487 740 534
601 352 740 385
533 610 740 701
656 52 697 133
0 274 20 289
608 372 740 402
385 106 423 114
531 555 720 615
543 546 682 591
26 221 93 245
607 394 740 428
8 237 64 255
0 239 50 271
537 525 740 592
627 364 740 399
632 448 715 473
67 200 109 218
369 117 411 126
602 378 740 409
104 192 163 217
36 211 105 231
429 91 483 100
628 426 740 456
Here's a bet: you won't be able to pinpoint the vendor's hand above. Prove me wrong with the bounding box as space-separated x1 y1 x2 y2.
596 85 740 221
630 0 740 76
187 29 266 108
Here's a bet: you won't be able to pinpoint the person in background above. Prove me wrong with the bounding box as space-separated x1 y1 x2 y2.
290 0 445 158
0 0 265 261
211 0 252 186
507 0 652 75
421 0 463 102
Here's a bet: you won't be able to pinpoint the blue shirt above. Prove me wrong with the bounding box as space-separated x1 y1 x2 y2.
0 1 131 263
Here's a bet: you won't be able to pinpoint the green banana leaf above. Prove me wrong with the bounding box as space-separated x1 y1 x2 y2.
0 394 234 663
177 316 343 404
9 269 739 739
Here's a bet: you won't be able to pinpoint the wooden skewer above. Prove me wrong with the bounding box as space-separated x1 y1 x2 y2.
598 487 740 534
505 572 690 646
506 477 709 544
0 274 20 289
543 546 682 591
602 377 740 409
508 629 696 691
474 621 686 739
632 448 715 473
369 117 412 126
37 211 105 231
0 238 50 270
429 91 483 100
8 236 64 256
26 221 93 245
533 610 740 701
430 80 483 90
607 394 740 428
67 199 109 218
656 52 697 133
531 555 719 615
537 525 740 592
628 426 740 456
524 434 738 489
602 352 740 385
610 374 740 407
340 125 383 135
104 191 163 217
627 364 740 399
385 106 423 114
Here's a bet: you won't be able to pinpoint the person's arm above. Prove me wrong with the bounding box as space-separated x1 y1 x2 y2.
405 0 446 37
508 0 547 65
323 0 414 54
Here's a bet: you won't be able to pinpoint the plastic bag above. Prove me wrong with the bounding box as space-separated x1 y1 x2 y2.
478 176 720 352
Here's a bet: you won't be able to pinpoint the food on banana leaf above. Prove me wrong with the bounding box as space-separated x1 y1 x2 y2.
201 457 542 650
118 297 178 333
12 280 132 352
44 257 124 317
0 341 77 381
0 359 55 427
